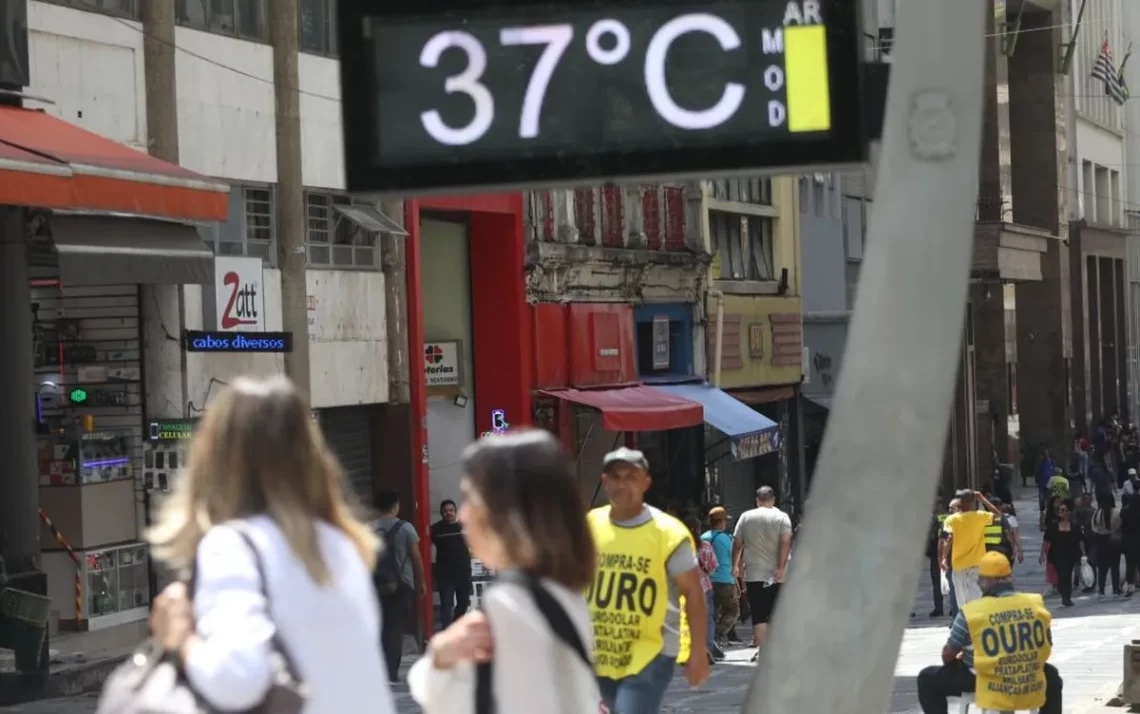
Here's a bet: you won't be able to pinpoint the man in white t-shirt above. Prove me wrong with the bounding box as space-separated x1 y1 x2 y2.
731 486 792 662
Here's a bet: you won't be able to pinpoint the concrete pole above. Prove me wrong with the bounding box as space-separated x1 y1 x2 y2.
270 0 311 398
140 0 189 421
381 198 410 404
0 206 40 571
743 1 985 712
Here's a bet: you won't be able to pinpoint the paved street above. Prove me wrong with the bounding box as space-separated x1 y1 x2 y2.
9 493 1139 714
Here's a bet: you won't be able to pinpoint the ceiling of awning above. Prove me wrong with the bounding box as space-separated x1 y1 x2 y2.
48 215 214 286
539 385 704 432
0 107 228 222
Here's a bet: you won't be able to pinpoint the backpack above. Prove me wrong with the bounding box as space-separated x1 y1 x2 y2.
374 520 408 596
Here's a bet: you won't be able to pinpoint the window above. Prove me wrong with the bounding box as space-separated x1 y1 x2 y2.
198 184 276 262
176 0 267 41
798 176 809 214
1111 169 1122 227
709 177 771 204
812 175 825 216
709 211 774 281
299 0 338 55
40 0 138 18
304 192 379 269
1095 164 1111 225
842 196 866 261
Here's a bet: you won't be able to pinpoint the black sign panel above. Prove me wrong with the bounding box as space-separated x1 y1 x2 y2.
184 331 293 354
339 0 865 195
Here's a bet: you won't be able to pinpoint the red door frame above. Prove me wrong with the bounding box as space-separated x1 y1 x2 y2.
405 193 531 637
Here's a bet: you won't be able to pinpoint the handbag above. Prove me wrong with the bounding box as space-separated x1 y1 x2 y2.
1080 555 1096 589
474 571 605 714
96 524 307 714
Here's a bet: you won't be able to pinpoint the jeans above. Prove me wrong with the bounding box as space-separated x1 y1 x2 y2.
597 654 676 714
946 572 958 619
916 660 1062 714
1098 540 1123 595
437 574 471 628
380 586 412 682
704 590 717 654
1054 557 1076 604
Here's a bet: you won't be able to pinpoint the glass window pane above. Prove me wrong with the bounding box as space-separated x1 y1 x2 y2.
236 0 267 40
354 246 376 268
309 245 330 264
247 241 272 261
332 246 353 266
176 0 208 28
244 187 273 243
307 193 331 243
299 0 328 53
209 0 235 33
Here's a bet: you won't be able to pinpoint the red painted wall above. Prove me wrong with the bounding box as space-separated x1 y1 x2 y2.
531 303 639 388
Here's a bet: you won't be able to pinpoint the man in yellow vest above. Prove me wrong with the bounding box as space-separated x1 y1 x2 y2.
588 447 710 713
916 552 1063 714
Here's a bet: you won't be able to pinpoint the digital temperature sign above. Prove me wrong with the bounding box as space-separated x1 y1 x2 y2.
339 0 865 195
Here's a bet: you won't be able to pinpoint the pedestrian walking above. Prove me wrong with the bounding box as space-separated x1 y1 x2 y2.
1121 491 1140 597
939 498 962 620
732 486 792 662
431 499 472 628
588 447 710 713
701 507 740 648
408 431 600 714
1040 501 1084 607
141 376 396 713
941 490 1003 608
916 552 1063 714
685 516 724 662
373 489 427 683
1091 493 1123 598
926 501 947 617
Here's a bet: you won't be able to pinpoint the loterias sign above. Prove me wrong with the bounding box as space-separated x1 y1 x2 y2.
184 330 293 353
338 0 866 195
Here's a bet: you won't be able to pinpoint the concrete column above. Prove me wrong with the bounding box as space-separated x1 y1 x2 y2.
1115 258 1128 414
1088 255 1102 419
380 198 409 404
1010 10 1071 459
271 0 312 398
623 186 646 249
1069 225 1089 435
0 207 40 570
141 0 187 419
971 282 1009 476
1100 256 1119 413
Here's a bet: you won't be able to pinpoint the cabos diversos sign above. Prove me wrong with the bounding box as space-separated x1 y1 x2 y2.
184 330 293 353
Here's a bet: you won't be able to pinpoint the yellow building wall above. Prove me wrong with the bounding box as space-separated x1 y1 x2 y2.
706 176 803 389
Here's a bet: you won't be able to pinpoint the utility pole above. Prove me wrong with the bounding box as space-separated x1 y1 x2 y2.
381 198 410 404
744 0 985 712
270 0 311 398
140 0 189 420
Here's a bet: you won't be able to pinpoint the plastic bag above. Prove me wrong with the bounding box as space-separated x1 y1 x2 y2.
940 571 950 597
1080 556 1095 589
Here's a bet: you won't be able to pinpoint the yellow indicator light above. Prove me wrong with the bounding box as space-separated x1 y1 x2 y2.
784 25 831 133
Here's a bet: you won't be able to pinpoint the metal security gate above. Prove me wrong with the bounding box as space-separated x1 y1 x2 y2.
319 406 375 506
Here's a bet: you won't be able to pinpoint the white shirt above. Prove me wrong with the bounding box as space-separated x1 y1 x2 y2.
184 517 396 714
408 579 598 714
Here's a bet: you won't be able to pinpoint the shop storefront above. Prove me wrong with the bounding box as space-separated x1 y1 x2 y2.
0 105 227 631
401 194 531 637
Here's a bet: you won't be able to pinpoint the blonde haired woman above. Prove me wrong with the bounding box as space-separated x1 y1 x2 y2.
145 376 396 713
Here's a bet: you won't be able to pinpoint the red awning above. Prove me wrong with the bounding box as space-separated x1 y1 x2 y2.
540 385 704 432
0 107 228 221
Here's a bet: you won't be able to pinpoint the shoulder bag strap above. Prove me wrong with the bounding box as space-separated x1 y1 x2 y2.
473 571 592 714
229 523 304 683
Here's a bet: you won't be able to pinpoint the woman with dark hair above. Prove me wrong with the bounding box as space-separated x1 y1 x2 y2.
1040 499 1084 607
1121 492 1140 597
1091 493 1123 598
684 515 725 663
409 430 599 714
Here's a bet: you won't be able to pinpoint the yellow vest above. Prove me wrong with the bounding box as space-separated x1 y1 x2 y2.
586 506 691 679
983 522 1003 546
962 592 1053 712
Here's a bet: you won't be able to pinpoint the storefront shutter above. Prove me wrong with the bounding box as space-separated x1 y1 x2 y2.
319 406 375 506
721 456 758 525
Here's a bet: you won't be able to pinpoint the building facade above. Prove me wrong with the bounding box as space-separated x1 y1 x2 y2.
23 0 400 630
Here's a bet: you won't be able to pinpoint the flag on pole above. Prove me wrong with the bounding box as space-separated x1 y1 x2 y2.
1119 43 1133 102
1092 37 1127 105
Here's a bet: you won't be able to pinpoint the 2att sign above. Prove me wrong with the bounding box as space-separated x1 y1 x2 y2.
214 256 264 331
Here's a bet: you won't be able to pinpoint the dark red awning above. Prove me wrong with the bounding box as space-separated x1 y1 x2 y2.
540 385 704 432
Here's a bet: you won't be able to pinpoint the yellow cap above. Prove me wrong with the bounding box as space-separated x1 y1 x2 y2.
979 551 1012 578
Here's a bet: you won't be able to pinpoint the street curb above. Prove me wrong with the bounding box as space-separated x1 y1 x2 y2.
0 656 126 706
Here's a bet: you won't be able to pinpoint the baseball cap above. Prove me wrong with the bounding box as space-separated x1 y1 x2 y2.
603 447 649 472
978 551 1012 578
